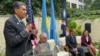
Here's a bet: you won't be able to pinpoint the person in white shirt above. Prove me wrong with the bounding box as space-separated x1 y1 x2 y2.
34 32 52 56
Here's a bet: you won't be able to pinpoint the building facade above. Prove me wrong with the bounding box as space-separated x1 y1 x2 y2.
67 0 85 9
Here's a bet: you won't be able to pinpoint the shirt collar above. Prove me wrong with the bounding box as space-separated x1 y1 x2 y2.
14 15 22 22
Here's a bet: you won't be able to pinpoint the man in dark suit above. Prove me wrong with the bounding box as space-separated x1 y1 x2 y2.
3 1 33 56
66 29 85 56
60 19 66 37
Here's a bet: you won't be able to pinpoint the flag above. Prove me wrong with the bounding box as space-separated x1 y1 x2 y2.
27 0 38 48
41 0 49 39
62 0 67 20
61 0 69 36
50 0 60 46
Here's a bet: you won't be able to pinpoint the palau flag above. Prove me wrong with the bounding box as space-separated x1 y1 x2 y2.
41 0 49 39
61 0 69 36
50 0 60 46
27 0 38 48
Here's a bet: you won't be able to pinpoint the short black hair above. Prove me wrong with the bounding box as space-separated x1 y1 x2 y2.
69 29 73 33
69 29 75 33
13 1 26 13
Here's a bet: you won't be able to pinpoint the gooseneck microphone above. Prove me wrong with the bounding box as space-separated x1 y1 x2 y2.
24 18 33 56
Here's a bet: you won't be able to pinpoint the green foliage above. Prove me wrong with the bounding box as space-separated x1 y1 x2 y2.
68 21 82 35
0 0 99 19
90 10 100 15
94 42 100 49
54 0 62 18
90 0 100 10
68 9 100 20
45 0 62 18
98 50 100 56
0 0 26 14
84 0 100 10
76 25 82 36
0 0 63 18
84 0 92 9
93 42 100 56
68 21 77 29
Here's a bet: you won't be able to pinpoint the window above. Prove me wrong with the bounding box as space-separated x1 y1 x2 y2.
71 3 77 8
79 0 83 2
79 5 84 9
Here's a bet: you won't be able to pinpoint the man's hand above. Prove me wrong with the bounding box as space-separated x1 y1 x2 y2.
32 29 38 35
25 24 32 32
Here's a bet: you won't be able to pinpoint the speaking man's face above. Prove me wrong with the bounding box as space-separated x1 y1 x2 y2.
15 5 27 19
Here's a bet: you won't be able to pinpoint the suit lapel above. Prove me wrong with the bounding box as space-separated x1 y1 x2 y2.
70 35 74 42
15 15 25 27
12 15 19 23
12 15 25 31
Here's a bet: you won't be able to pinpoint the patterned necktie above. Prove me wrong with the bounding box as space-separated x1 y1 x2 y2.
19 21 25 28
72 36 75 42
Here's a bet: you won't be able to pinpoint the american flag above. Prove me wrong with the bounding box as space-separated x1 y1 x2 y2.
62 0 69 36
27 0 38 49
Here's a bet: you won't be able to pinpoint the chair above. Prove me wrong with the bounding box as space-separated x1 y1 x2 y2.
58 37 69 52
76 36 81 47
57 51 70 56
47 39 56 51
59 37 65 45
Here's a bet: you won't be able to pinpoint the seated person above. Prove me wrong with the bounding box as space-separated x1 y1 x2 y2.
34 32 52 56
81 30 96 56
66 29 85 56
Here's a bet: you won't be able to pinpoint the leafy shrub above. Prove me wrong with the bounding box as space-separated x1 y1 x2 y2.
68 21 82 35
68 9 100 20
68 21 77 29
76 25 82 36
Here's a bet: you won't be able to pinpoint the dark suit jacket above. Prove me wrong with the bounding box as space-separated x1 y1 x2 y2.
81 35 92 46
3 15 33 56
66 35 77 49
61 24 66 36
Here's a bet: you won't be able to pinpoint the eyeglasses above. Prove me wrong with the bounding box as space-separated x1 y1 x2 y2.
42 37 47 39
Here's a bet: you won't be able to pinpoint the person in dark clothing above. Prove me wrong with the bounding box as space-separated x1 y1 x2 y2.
81 30 96 56
3 1 34 56
60 19 66 37
66 29 85 56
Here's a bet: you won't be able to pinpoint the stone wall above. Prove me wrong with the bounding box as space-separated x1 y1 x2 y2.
74 19 100 42
0 16 100 49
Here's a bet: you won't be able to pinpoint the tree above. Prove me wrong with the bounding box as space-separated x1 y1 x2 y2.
91 0 100 10
84 0 92 9
0 0 63 19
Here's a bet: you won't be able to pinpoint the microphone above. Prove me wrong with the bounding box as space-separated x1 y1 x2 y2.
24 18 34 55
26 18 30 24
